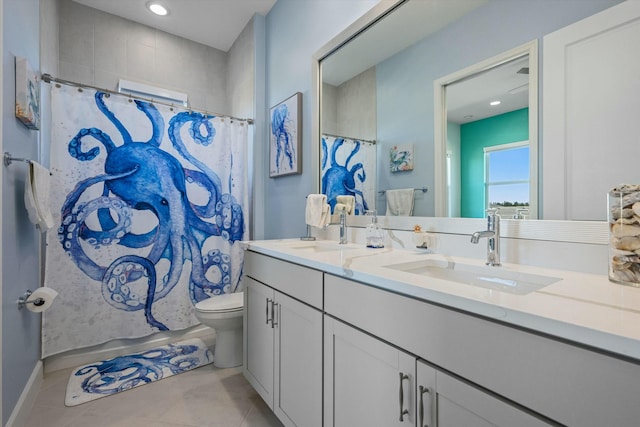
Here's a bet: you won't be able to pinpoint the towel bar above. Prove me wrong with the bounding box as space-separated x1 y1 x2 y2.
378 187 428 196
4 152 33 167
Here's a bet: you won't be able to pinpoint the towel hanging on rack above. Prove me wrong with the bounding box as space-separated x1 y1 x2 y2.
305 194 330 228
24 161 55 231
386 188 415 216
335 195 355 215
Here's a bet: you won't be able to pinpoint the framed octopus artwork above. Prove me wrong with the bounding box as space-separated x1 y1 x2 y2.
269 92 302 177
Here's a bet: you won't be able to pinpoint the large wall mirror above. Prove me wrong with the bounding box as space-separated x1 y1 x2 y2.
315 0 628 221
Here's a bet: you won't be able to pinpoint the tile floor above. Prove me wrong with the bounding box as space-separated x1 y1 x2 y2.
24 364 284 427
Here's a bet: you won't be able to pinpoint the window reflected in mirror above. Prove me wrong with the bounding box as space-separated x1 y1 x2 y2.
485 142 530 219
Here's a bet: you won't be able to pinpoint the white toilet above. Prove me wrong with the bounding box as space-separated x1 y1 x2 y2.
194 292 244 368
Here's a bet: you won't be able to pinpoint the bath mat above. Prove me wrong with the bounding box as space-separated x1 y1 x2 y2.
65 338 213 406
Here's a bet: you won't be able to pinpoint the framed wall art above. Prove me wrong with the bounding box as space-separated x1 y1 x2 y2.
15 56 41 130
390 143 414 172
269 92 302 177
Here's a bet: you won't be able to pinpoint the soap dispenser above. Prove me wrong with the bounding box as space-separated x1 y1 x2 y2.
365 210 384 248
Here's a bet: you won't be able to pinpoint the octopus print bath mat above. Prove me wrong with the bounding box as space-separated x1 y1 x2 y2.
65 338 213 406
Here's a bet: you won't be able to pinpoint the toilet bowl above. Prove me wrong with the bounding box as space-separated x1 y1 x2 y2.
194 292 244 368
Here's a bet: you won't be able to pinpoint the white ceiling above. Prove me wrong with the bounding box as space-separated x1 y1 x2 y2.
447 56 530 124
72 0 277 52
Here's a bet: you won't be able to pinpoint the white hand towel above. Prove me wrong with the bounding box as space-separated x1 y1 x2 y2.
386 188 414 216
334 203 348 213
306 194 328 227
336 195 355 214
320 202 331 228
24 161 55 231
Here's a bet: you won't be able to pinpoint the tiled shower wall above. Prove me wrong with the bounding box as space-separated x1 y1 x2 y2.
57 0 233 114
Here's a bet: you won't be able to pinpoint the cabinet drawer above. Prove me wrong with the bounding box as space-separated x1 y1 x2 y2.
325 273 640 426
244 251 323 309
434 367 552 427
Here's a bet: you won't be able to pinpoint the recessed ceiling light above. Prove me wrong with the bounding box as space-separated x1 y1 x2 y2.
490 100 501 106
464 115 473 119
147 2 168 16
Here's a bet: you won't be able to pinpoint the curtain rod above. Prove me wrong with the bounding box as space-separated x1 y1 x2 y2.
41 73 254 125
321 133 376 144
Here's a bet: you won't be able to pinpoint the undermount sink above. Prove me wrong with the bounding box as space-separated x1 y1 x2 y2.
277 240 360 253
384 258 561 295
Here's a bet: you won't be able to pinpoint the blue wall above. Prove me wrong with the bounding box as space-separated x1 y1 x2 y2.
2 0 42 423
376 0 622 216
263 0 378 239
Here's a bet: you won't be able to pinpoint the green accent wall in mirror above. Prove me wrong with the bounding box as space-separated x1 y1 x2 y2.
460 108 529 218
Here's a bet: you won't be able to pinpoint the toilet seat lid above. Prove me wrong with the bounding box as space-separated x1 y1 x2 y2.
195 292 244 312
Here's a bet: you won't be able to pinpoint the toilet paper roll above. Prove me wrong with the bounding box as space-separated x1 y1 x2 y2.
25 287 58 313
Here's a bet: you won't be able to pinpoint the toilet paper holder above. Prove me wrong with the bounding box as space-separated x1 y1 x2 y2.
17 290 46 310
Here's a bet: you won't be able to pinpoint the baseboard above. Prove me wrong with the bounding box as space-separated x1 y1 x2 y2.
6 360 43 427
44 325 215 374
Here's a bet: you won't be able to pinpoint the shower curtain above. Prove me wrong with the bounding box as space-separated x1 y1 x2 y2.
321 135 376 214
42 84 249 358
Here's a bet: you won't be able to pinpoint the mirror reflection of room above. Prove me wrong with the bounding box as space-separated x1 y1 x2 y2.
445 56 530 219
317 0 632 221
321 67 377 215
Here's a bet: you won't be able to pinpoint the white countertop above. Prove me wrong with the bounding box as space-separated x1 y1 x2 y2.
243 238 640 363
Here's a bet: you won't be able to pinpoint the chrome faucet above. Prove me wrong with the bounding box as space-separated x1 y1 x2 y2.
339 210 348 244
471 208 501 266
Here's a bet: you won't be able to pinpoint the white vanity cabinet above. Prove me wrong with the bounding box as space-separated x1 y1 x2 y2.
324 316 549 427
243 251 323 427
324 316 416 426
243 245 640 426
323 273 640 426
244 277 275 404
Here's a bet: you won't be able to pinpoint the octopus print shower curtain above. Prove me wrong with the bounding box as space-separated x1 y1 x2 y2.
321 135 376 215
43 84 249 357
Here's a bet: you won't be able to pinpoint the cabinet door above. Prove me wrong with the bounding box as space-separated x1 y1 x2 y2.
324 317 415 427
274 292 323 427
434 369 552 427
243 277 275 406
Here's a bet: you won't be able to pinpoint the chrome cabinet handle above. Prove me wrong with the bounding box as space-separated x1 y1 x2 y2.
399 372 409 421
272 302 279 328
266 298 273 325
419 385 431 427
